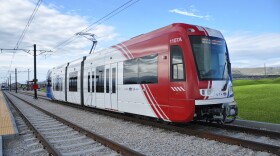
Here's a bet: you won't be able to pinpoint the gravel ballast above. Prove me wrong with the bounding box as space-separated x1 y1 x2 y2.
4 93 119 156
8 92 276 156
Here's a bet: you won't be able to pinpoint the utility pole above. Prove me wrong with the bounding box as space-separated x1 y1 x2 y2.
9 73 11 91
1 46 52 95
34 44 38 99
15 68 17 93
28 69 30 82
27 68 30 91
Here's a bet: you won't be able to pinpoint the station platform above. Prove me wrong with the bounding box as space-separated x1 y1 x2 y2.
0 91 17 136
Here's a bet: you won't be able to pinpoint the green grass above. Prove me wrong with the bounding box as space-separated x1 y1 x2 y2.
39 87 46 93
233 77 280 86
233 78 280 124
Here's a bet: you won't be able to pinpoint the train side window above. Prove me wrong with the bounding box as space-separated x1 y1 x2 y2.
138 54 158 84
112 68 116 93
52 81 54 90
88 72 90 92
55 78 58 91
92 72 95 92
96 66 105 93
123 59 138 84
171 46 186 81
106 69 110 93
69 71 78 92
55 76 58 91
123 54 158 84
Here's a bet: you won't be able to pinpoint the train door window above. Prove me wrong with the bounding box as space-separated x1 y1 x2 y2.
138 54 158 84
59 78 63 91
47 79 52 87
112 68 116 93
69 71 78 92
123 59 138 84
55 77 58 91
106 69 110 93
88 72 90 92
55 76 62 91
92 72 95 92
171 46 186 81
96 66 104 93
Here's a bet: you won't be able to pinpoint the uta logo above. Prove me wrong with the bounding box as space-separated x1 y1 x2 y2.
170 37 182 44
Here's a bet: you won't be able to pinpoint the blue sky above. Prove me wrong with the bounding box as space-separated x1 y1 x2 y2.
0 0 280 83
43 0 280 35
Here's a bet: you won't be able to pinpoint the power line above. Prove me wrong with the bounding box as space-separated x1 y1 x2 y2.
16 0 42 49
52 0 140 52
7 0 42 77
81 0 137 33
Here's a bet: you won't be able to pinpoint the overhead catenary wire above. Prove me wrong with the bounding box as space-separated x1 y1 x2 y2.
52 0 140 52
7 0 42 77
16 0 42 49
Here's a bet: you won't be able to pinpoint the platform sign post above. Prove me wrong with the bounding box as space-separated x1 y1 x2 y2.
33 44 37 99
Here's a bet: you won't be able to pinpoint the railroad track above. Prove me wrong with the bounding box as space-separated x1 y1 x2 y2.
17 91 280 155
19 91 48 100
4 92 143 156
4 94 49 155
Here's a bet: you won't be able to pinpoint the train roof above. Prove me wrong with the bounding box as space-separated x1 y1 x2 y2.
115 23 223 47
51 23 223 70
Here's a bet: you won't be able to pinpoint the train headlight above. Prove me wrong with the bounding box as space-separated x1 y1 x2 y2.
200 89 212 96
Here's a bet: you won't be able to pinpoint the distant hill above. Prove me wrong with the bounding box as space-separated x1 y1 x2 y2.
232 67 280 79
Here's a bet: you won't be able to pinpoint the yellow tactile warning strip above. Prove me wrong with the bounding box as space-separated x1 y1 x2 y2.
0 91 15 135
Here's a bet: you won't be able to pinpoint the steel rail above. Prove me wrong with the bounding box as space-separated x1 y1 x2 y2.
3 92 61 156
6 92 144 156
17 91 280 155
194 121 280 139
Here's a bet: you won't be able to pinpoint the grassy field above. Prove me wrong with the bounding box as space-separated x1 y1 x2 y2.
39 87 46 93
233 78 280 124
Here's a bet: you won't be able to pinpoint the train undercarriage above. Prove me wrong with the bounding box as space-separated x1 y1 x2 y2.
194 103 238 124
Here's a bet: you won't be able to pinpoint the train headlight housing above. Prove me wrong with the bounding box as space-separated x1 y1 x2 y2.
200 89 212 96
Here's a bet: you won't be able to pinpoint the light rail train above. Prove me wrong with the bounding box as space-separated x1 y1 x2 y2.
46 23 238 123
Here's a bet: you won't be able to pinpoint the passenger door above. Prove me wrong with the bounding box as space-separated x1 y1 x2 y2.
104 63 118 110
95 65 105 108
91 68 96 107
169 41 187 100
84 69 92 106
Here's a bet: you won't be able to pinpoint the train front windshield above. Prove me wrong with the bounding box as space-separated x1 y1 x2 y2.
190 36 229 80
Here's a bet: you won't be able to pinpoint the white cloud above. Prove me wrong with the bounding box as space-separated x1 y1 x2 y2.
225 32 280 68
0 0 119 83
169 6 210 20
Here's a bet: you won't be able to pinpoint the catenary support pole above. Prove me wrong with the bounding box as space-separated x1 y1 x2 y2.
28 68 30 91
28 69 30 82
34 44 37 99
9 73 11 91
15 68 17 93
